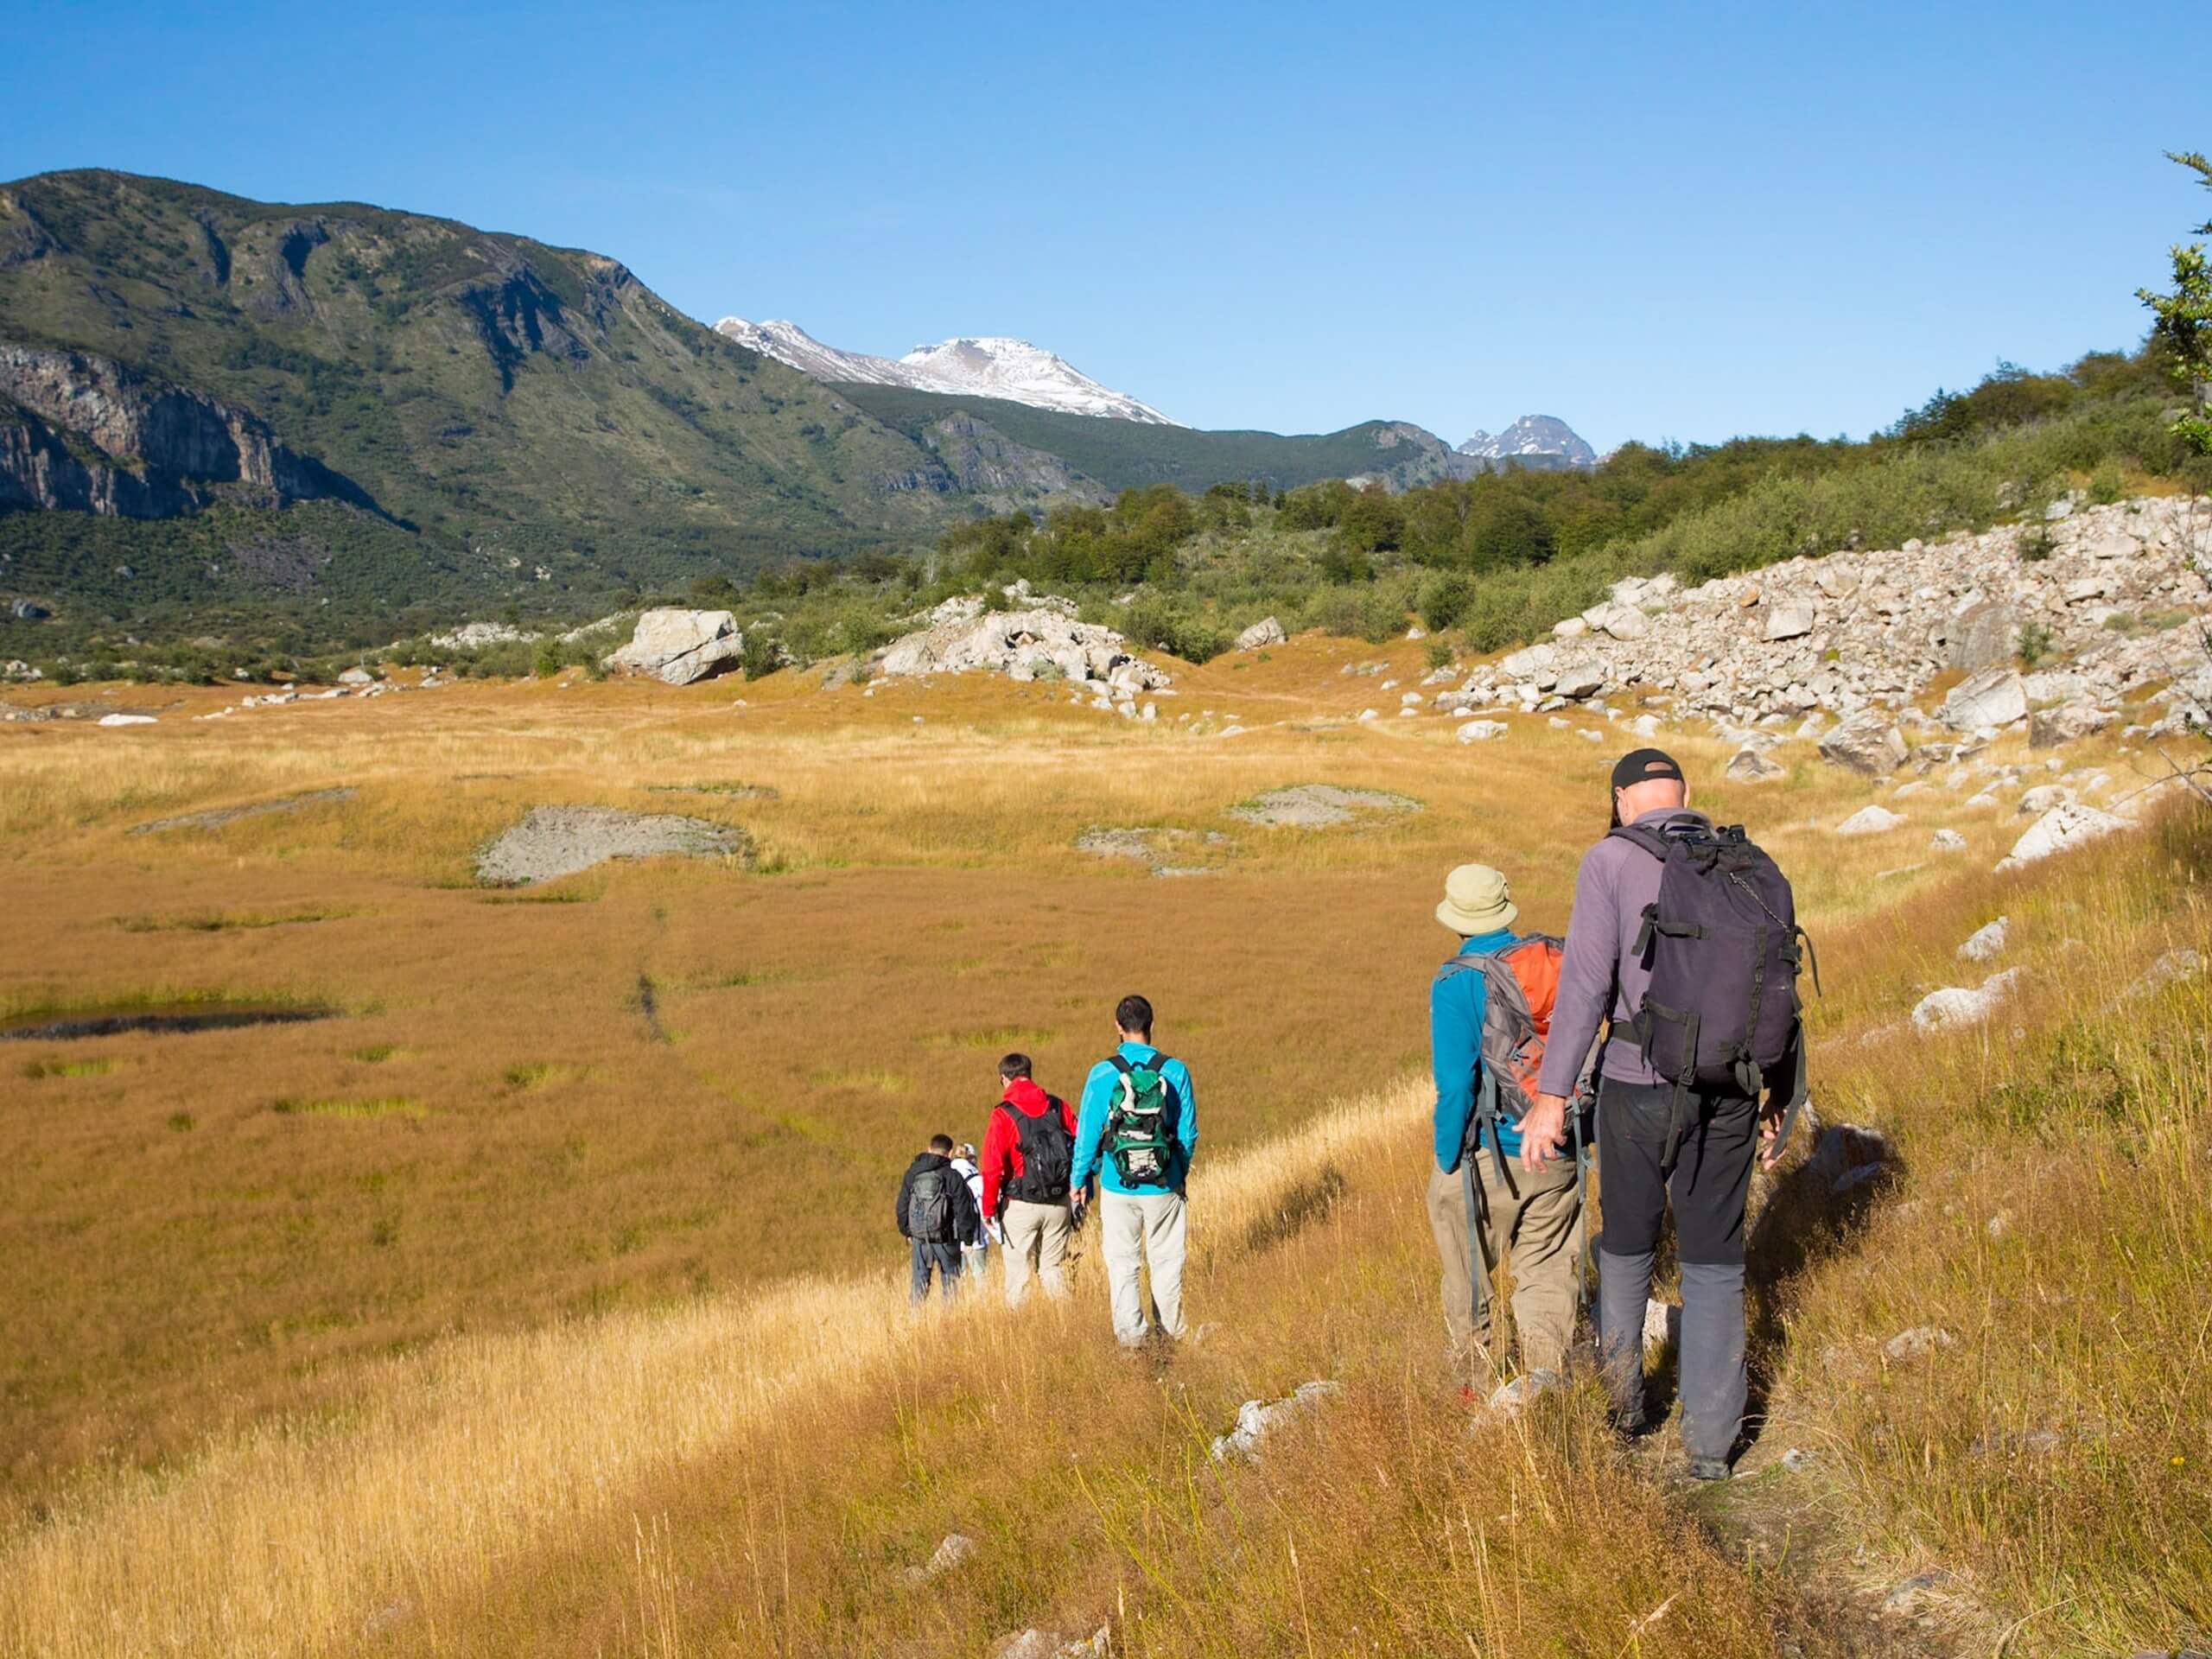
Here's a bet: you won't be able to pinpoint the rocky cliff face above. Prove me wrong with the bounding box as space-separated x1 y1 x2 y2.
0 343 369 518
916 415 1112 506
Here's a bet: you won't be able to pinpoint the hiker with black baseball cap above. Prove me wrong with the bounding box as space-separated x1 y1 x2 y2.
1516 747 1812 1479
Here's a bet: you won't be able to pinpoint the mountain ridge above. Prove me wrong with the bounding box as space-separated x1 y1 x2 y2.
715 316 1178 424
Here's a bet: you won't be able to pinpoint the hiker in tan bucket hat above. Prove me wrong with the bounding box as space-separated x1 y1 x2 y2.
1425 863 1589 1404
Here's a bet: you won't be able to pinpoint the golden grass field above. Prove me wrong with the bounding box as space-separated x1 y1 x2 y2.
2 635 2207 1656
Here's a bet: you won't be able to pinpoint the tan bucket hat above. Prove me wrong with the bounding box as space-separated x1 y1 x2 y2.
1435 863 1518 937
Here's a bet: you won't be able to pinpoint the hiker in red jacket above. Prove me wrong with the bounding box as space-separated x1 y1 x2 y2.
980 1052 1079 1306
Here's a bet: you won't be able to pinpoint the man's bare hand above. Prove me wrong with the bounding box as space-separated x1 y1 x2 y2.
1519 1093 1571 1172
1758 1104 1788 1169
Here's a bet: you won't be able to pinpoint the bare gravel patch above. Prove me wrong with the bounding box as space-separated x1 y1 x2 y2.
1229 785 1421 829
128 787 357 836
476 806 751 887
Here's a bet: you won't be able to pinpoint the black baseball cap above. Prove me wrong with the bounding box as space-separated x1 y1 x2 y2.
1610 747 1684 826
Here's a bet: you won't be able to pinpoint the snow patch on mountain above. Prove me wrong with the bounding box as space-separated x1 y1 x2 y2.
1458 415 1597 468
715 318 1178 425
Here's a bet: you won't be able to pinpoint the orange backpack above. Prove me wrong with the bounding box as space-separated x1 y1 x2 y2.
1435 934 1576 1147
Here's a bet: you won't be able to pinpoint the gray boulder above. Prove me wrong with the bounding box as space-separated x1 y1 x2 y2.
1948 601 2019 674
1941 668 2028 731
1764 601 1815 641
1234 616 1286 652
1957 916 2009 962
1726 747 1787 783
2029 702 2113 747
1550 659 1606 700
1819 713 1909 777
1835 804 1906 836
2008 802 2127 864
607 608 746 685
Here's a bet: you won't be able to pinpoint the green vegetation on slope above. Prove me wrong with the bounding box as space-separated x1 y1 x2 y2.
832 381 1516 493
0 168 966 639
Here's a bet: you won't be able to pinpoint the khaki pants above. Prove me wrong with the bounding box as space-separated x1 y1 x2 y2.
1098 1191 1185 1346
1001 1198 1072 1306
1425 1150 1582 1379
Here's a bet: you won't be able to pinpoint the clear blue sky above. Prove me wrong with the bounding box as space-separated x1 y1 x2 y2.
4 1 2203 449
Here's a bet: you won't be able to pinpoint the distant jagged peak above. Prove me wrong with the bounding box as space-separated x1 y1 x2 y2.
714 315 1177 425
1457 415 1597 468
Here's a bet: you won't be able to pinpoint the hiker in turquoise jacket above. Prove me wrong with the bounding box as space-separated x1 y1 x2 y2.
1427 864 1584 1392
1071 994 1197 1346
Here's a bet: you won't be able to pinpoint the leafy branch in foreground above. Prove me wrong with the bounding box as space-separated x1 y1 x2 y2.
2138 149 2212 459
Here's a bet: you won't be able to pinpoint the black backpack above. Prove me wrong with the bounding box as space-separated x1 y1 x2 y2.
1005 1098 1074 1205
1611 819 1819 1165
908 1166 954 1242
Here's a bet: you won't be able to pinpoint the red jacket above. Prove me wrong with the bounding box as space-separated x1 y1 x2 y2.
981 1077 1077 1217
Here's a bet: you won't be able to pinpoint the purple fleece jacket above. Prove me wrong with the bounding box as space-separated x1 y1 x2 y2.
1536 807 1713 1096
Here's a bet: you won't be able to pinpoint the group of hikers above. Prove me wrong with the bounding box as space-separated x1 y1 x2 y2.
897 747 1811 1477
896 994 1197 1347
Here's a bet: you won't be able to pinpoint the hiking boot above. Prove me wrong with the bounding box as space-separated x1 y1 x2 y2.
1686 1455 1732 1482
1607 1405 1649 1440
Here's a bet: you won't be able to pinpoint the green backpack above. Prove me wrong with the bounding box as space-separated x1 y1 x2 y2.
1104 1052 1177 1186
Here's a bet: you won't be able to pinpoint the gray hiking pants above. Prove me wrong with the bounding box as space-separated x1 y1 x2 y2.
1594 1078 1758 1464
1099 1191 1185 1346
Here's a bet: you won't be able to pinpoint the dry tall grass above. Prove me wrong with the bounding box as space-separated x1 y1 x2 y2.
4 647 2206 1656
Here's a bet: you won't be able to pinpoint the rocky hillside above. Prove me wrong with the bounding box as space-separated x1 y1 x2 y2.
1435 493 2211 754
0 170 1126 637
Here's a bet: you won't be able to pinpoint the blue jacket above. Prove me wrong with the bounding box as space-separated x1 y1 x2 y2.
1072 1041 1198 1196
1432 928 1522 1170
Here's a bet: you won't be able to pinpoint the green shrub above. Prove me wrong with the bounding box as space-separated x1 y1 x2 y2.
2088 461 2126 504
2018 620 2054 666
1416 572 1471 632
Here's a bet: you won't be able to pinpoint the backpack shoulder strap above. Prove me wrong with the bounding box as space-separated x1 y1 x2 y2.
1106 1053 1133 1076
1605 823 1674 861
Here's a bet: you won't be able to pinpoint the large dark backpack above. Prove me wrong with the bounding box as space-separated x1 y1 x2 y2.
1611 819 1818 1166
1005 1097 1074 1205
908 1165 954 1242
1103 1053 1177 1187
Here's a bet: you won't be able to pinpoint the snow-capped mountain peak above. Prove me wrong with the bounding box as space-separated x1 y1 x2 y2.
1457 415 1597 468
715 317 1177 425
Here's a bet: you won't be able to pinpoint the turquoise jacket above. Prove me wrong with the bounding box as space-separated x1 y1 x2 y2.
1432 927 1522 1170
1071 1041 1198 1196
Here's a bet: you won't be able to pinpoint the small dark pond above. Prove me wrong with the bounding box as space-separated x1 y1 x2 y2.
0 1003 336 1042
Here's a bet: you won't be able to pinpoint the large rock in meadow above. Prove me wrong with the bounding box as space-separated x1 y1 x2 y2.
1819 713 1908 777
2007 802 2127 864
606 608 745 685
1233 616 1286 652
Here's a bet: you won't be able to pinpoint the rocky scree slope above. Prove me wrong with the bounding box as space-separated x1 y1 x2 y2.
1437 494 2211 753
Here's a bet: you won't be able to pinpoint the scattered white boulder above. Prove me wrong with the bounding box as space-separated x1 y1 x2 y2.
1232 617 1285 652
1764 601 1815 641
1642 1300 1681 1354
95 712 156 727
904 1533 977 1586
2016 784 2075 815
1957 916 2009 963
1211 1381 1341 1460
1819 714 1910 778
2007 803 2128 865
1941 669 2028 732
1456 719 1510 743
606 608 747 685
1836 804 1907 836
1726 748 1787 783
1910 968 2025 1032
337 666 375 686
